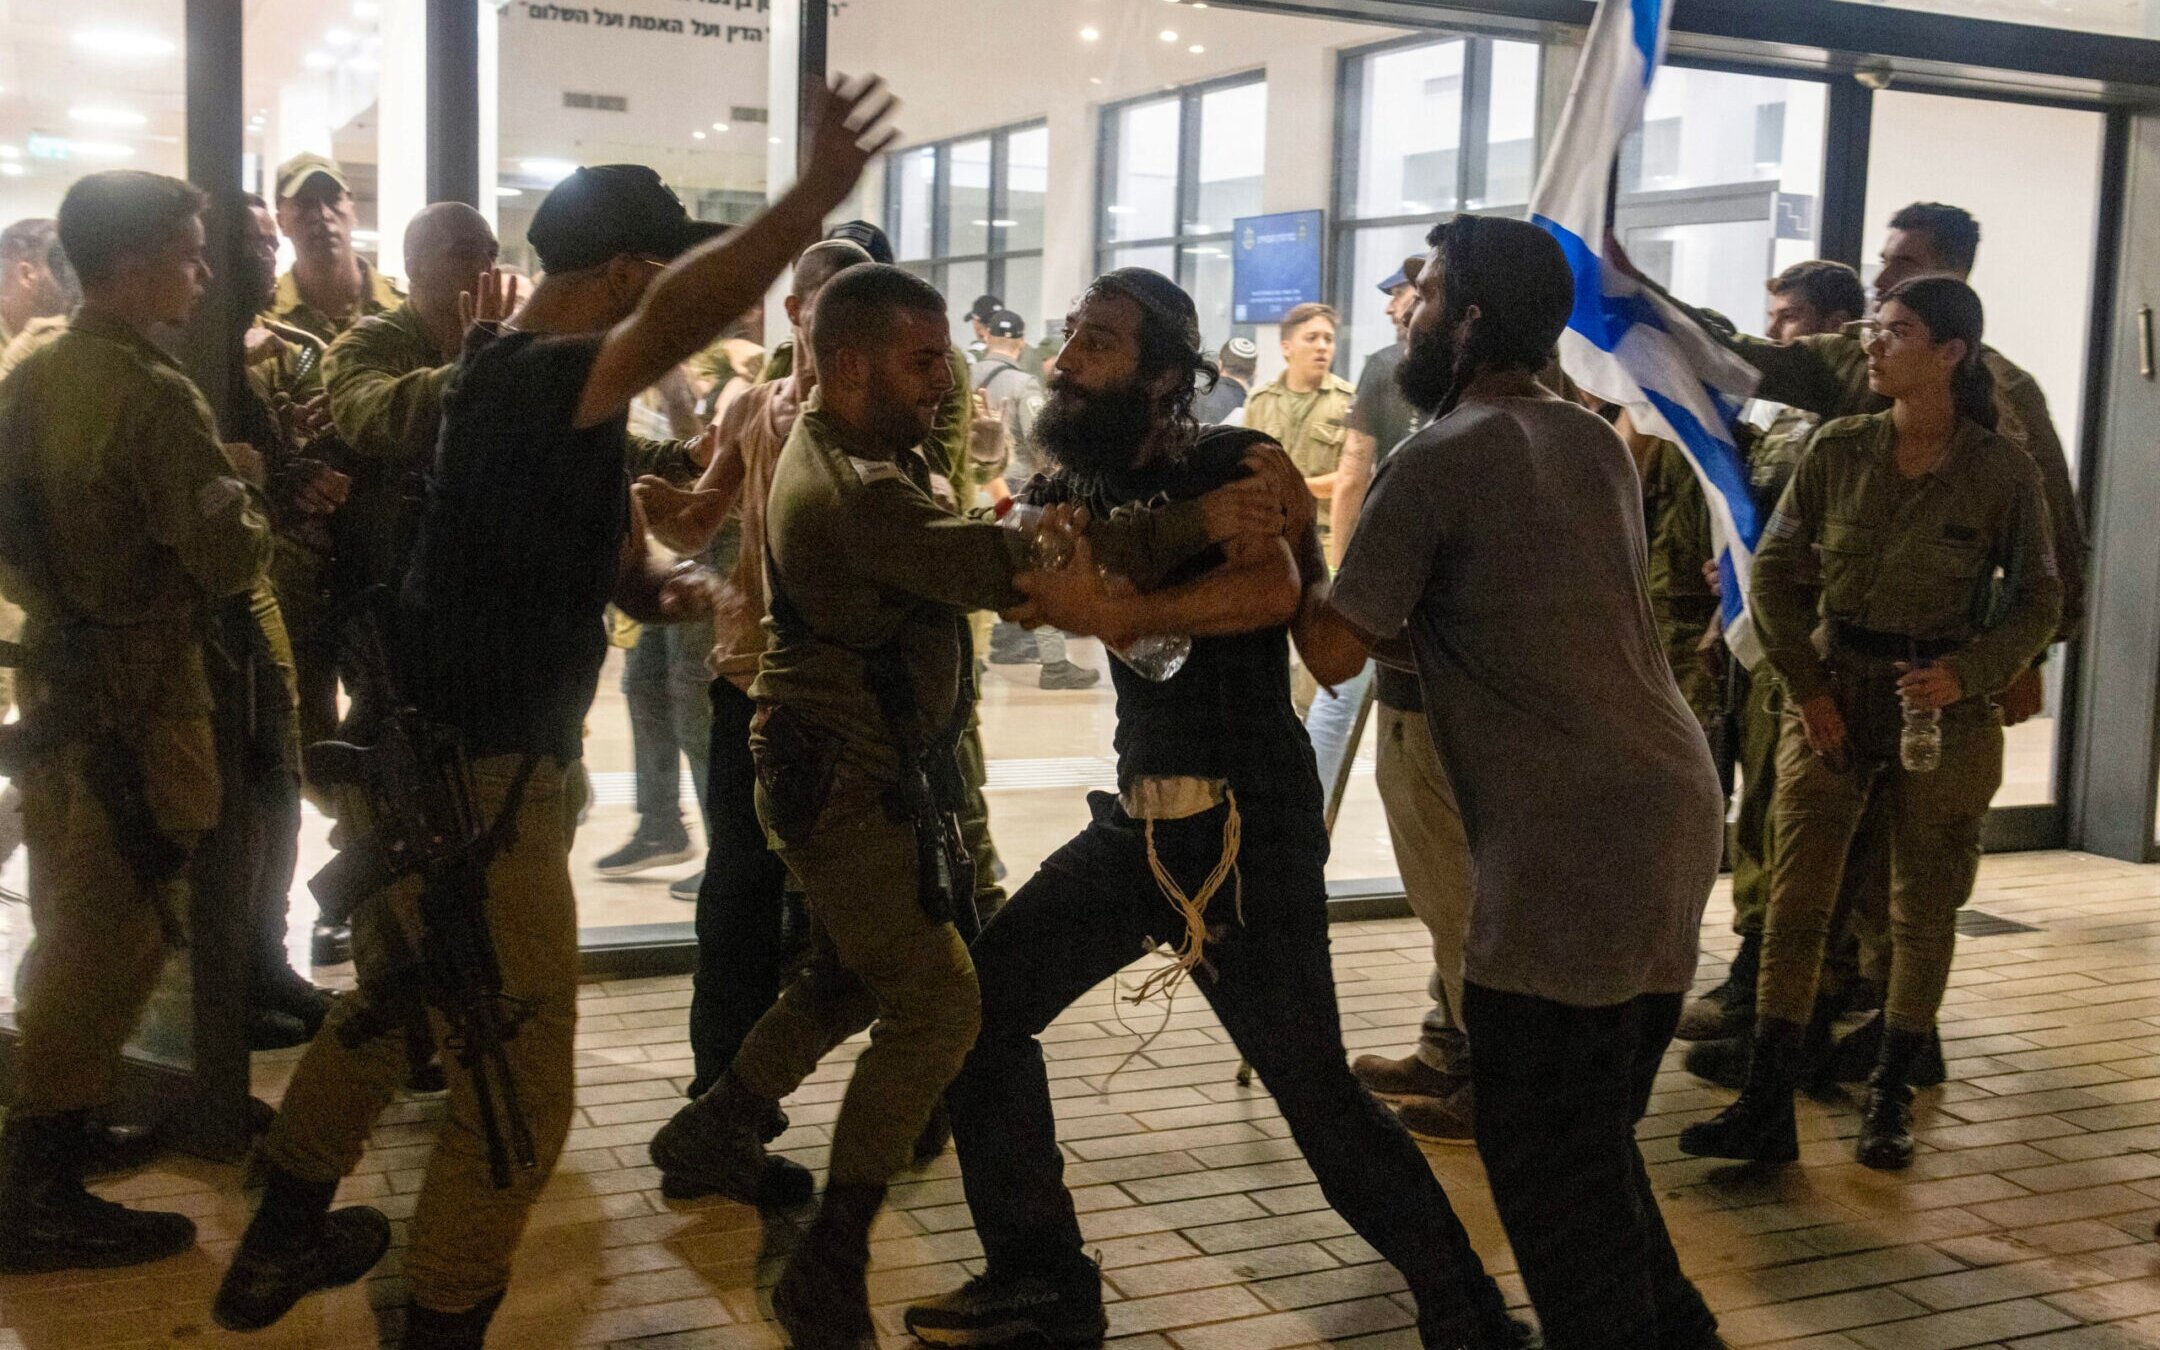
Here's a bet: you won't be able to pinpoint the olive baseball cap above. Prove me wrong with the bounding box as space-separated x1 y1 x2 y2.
275 152 349 200
527 164 727 273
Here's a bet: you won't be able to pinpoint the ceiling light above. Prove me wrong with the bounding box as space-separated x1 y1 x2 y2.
1079 26 1100 40
66 140 137 160
303 50 336 71
712 122 729 133
495 185 523 198
71 27 177 59
1160 29 1178 41
1188 44 1205 53
518 157 579 182
692 130 706 140
71 106 148 128
0 164 22 178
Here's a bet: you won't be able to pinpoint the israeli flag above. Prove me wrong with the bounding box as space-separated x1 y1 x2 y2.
1528 0 1766 666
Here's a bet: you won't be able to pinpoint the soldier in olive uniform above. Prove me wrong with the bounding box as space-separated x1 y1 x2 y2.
1681 277 2061 1172
213 82 894 1349
647 264 1253 1346
1676 263 1869 1077
1243 301 1356 544
0 170 273 1271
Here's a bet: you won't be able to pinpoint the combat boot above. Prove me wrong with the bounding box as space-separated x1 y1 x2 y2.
1856 1024 1931 1171
773 1182 885 1347
213 1167 391 1331
1823 1011 1945 1088
0 1110 196 1272
402 1290 505 1350
1677 1017 1803 1164
648 1070 813 1206
1675 933 1759 1042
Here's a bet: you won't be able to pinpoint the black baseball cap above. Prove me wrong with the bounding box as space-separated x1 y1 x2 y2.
987 309 1025 338
527 164 726 273
827 219 894 265
968 294 1004 326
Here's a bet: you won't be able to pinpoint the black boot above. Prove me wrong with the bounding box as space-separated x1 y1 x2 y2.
1683 1030 1752 1089
773 1182 885 1347
1856 1024 1930 1171
1677 1018 1802 1164
79 1115 163 1178
403 1290 506 1350
1824 1011 1945 1088
213 1167 391 1331
1675 933 1760 1042
648 1071 813 1206
0 1110 196 1272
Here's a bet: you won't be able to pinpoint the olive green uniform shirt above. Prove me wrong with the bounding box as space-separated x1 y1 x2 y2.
1243 371 1355 536
1716 328 2085 641
1641 439 1721 720
266 257 404 347
1750 411 2061 709
0 313 67 382
0 313 273 828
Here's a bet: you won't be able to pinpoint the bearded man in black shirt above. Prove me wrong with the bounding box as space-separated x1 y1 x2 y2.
903 268 1529 1350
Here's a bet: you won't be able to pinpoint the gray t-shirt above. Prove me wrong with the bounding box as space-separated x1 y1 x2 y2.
1330 394 1721 1008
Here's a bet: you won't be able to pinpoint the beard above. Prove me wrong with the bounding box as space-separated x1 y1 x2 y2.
1033 376 1157 476
1394 318 1463 416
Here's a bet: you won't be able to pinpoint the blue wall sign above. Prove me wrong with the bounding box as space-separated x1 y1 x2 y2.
1233 209 1324 324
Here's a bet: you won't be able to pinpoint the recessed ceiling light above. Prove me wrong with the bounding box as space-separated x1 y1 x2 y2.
496 185 523 198
0 164 22 178
1189 44 1205 53
693 130 706 140
1159 29 1178 42
71 28 177 59
518 157 579 182
69 106 145 128
1079 26 1100 41
712 122 729 133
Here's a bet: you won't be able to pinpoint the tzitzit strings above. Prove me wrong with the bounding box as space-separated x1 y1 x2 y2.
1102 791 1245 1086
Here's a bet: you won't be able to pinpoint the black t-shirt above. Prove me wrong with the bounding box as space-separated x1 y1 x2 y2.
1344 345 1428 713
1196 375 1250 426
400 328 631 760
1033 427 1318 807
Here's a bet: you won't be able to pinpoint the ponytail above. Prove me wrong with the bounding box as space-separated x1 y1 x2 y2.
1880 275 1996 432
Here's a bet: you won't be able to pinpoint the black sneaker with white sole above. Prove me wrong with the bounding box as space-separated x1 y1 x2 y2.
904 1268 1107 1347
595 831 697 877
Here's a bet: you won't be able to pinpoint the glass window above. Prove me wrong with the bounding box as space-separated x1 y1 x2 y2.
1866 90 2106 813
1612 67 1828 335
1192 82 1266 233
1832 0 2159 36
1104 97 1180 243
885 121 1051 348
1335 35 1543 371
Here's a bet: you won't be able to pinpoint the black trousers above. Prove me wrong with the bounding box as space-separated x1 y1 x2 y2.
687 677 795 1099
1464 984 1718 1350
947 790 1510 1337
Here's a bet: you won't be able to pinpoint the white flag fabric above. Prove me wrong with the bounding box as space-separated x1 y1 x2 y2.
1528 0 1767 665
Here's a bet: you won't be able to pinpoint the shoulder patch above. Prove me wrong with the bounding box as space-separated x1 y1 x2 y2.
846 455 905 486
1763 508 1803 543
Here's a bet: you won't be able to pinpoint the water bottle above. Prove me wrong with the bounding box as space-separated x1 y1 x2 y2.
1900 702 1942 773
997 500 1191 682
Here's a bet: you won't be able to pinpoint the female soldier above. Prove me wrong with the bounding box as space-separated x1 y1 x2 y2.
1679 276 2061 1171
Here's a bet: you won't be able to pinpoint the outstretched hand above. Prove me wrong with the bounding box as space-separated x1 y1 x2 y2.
799 75 902 207
459 267 517 334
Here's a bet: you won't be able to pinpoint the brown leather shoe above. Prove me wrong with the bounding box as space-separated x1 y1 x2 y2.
1395 1085 1475 1144
1351 1052 1464 1099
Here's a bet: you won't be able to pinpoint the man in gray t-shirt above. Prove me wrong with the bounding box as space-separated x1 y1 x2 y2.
1297 214 1722 1350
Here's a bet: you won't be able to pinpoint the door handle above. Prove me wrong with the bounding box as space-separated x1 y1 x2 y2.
2140 304 2155 380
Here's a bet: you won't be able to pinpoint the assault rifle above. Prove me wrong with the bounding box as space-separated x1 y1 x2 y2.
302 589 536 1188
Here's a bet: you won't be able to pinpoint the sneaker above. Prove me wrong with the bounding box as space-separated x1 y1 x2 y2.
904 1268 1108 1347
1395 1084 1475 1144
1351 1051 1464 1100
988 623 1040 666
596 830 697 877
669 869 705 903
1038 660 1101 691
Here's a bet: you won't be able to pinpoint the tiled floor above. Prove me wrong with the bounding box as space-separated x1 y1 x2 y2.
10 849 2160 1348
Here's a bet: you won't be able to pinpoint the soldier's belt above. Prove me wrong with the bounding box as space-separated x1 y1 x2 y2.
1829 622 1961 663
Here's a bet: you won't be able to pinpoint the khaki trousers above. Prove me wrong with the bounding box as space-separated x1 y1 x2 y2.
1374 705 1474 1073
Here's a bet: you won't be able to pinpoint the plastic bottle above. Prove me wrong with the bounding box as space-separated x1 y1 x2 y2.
997 500 1191 682
1900 701 1942 773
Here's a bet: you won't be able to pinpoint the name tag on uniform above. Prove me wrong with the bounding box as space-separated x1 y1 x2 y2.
846 456 904 486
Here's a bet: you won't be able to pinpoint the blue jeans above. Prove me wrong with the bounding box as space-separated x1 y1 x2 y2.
622 619 715 839
1305 659 1373 817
